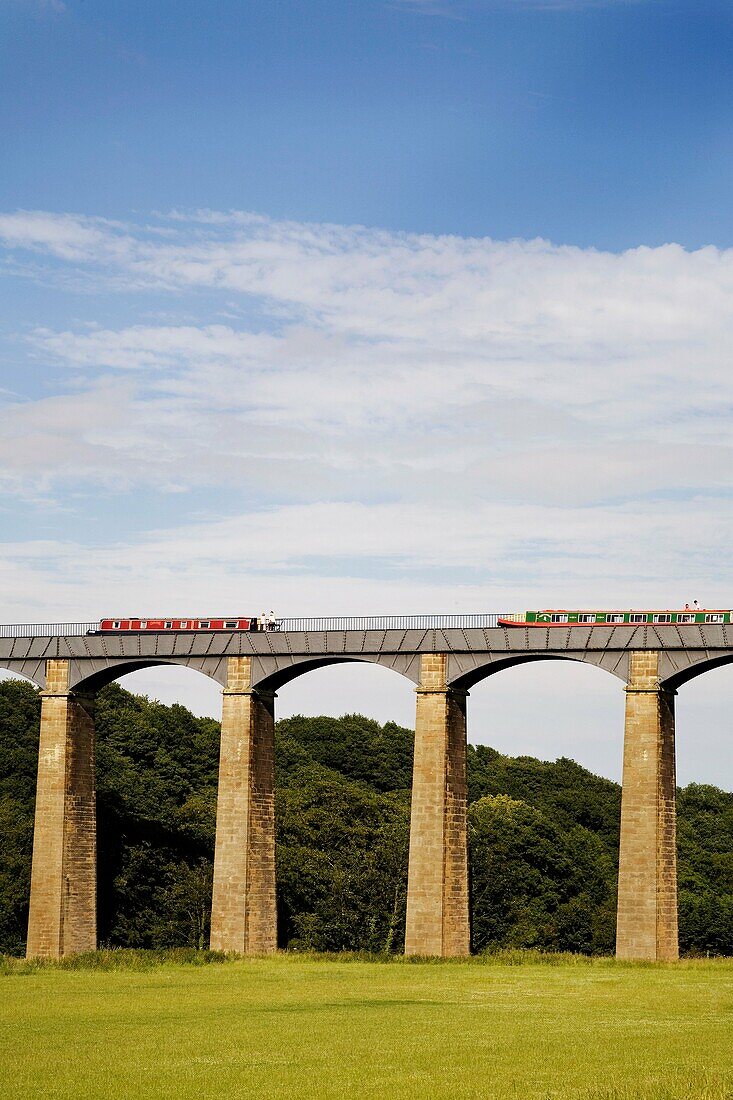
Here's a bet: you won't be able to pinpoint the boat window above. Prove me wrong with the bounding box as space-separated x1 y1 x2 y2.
113 620 121 629
630 614 646 623
200 621 210 629
653 614 671 623
551 614 568 623
578 614 595 623
164 621 172 629
705 613 724 624
606 614 624 623
676 614 694 624
225 620 237 628
140 621 147 629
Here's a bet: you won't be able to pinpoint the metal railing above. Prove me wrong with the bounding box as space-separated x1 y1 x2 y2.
278 613 504 632
0 614 508 639
0 622 99 639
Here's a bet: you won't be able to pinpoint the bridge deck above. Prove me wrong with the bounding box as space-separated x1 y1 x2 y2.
1 619 732 692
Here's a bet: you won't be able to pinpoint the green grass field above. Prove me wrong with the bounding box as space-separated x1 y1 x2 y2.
1 952 732 1099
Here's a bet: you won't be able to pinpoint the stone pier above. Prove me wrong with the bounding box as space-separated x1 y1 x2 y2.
616 651 678 961
210 656 277 953
405 653 470 956
26 659 97 958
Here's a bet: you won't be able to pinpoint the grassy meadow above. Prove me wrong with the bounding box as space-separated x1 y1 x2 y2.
1 951 731 1099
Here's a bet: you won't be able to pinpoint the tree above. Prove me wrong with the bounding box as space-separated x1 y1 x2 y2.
469 795 615 953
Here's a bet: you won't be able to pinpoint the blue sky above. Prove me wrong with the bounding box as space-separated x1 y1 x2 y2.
3 0 733 249
2 0 733 783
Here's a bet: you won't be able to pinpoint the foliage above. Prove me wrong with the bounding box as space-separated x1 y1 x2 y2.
0 680 40 955
469 794 616 954
276 767 409 952
274 713 412 951
677 783 733 955
276 713 413 792
468 743 622 849
0 677 732 955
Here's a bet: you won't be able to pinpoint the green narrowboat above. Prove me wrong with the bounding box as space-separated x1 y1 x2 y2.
497 610 732 627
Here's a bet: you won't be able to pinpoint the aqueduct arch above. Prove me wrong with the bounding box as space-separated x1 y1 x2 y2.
0 665 43 688
449 651 626 692
662 652 733 692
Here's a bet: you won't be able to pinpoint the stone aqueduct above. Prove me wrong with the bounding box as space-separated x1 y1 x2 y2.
2 612 731 962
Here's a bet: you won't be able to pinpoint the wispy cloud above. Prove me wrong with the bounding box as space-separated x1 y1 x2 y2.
1 208 732 615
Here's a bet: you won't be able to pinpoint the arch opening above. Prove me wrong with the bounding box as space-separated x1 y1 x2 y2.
666 659 733 791
255 657 362 694
461 658 625 957
272 657 417 727
73 660 224 710
270 659 416 953
0 670 44 956
455 656 625 781
85 662 224 953
450 652 623 693
655 660 733 958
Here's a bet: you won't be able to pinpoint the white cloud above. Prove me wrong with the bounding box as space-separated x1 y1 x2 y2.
0 211 128 261
1 209 732 625
0 493 728 620
0 212 731 506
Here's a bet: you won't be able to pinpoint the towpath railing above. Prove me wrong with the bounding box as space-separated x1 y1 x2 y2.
278 614 505 632
0 622 99 639
0 614 510 639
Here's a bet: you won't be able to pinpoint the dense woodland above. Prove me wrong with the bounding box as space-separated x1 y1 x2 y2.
0 678 731 956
